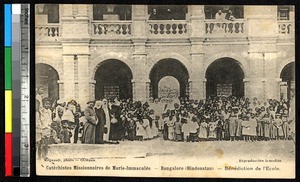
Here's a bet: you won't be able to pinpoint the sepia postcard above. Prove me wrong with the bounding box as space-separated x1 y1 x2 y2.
35 4 295 178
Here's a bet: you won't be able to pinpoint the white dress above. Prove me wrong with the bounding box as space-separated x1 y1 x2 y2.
103 107 111 141
143 119 153 139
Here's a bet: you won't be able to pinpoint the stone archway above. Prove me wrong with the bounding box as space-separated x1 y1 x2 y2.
94 59 133 100
279 62 295 102
205 57 245 98
149 58 190 99
36 63 60 104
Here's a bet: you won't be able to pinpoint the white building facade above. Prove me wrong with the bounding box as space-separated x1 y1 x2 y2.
35 5 295 107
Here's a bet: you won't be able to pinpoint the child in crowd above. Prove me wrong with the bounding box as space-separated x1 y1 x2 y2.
235 114 243 141
181 118 189 142
40 98 52 160
262 112 271 141
167 114 175 140
208 119 217 141
136 119 146 141
127 113 136 141
242 115 250 142
274 114 284 140
60 120 72 143
173 116 181 141
248 113 257 142
189 116 199 142
282 109 289 140
198 118 208 141
78 122 84 143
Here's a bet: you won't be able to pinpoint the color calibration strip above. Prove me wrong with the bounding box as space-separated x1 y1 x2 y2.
5 4 13 177
5 4 30 177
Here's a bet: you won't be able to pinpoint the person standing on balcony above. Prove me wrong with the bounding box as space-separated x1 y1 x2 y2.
215 10 224 21
225 9 235 21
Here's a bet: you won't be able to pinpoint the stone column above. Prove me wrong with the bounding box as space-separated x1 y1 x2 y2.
62 56 75 101
77 54 90 106
243 78 251 99
57 80 64 100
131 5 148 102
264 52 279 100
188 5 206 100
279 80 288 100
132 50 147 102
60 4 91 106
89 80 96 101
146 79 151 100
245 6 278 101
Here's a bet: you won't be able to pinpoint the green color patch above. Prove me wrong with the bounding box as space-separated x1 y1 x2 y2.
5 47 12 90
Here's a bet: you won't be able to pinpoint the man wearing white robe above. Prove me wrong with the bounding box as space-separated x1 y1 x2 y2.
102 99 111 142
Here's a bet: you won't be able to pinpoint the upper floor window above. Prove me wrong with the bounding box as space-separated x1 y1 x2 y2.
93 4 132 21
205 5 244 20
148 5 187 20
36 4 59 23
277 5 293 20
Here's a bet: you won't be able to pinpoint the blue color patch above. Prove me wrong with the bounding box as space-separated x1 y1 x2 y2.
5 4 12 46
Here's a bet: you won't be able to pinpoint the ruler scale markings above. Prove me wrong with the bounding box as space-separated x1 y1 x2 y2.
12 4 22 175
20 4 30 177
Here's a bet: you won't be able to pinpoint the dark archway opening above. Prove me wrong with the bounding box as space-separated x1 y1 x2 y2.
148 5 188 20
36 63 59 104
280 62 295 102
206 58 244 98
93 4 132 21
150 59 189 99
94 59 133 100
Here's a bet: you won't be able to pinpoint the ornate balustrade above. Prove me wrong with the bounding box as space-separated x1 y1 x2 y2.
91 21 131 37
35 20 294 42
35 24 60 41
148 20 188 38
278 21 293 35
205 20 245 37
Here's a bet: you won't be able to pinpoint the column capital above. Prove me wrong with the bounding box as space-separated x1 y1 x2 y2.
243 78 251 82
131 38 148 44
89 80 96 84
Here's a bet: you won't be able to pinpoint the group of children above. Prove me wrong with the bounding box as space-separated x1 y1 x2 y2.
36 93 295 160
158 97 294 143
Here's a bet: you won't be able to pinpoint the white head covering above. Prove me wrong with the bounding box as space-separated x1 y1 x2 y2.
94 100 102 109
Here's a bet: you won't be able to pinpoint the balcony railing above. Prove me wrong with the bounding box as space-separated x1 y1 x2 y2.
148 20 188 38
278 20 293 35
205 20 245 37
91 21 131 38
35 20 294 42
35 24 60 41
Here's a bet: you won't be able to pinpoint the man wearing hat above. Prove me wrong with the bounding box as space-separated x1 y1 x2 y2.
82 100 97 144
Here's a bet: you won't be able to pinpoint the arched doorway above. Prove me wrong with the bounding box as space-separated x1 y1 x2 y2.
206 58 244 98
36 63 59 104
150 59 189 99
94 59 133 100
280 62 295 102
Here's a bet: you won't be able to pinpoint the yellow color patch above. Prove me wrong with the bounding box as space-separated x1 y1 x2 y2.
5 90 12 133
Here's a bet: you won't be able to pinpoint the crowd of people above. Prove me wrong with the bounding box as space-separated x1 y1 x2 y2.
36 86 295 160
